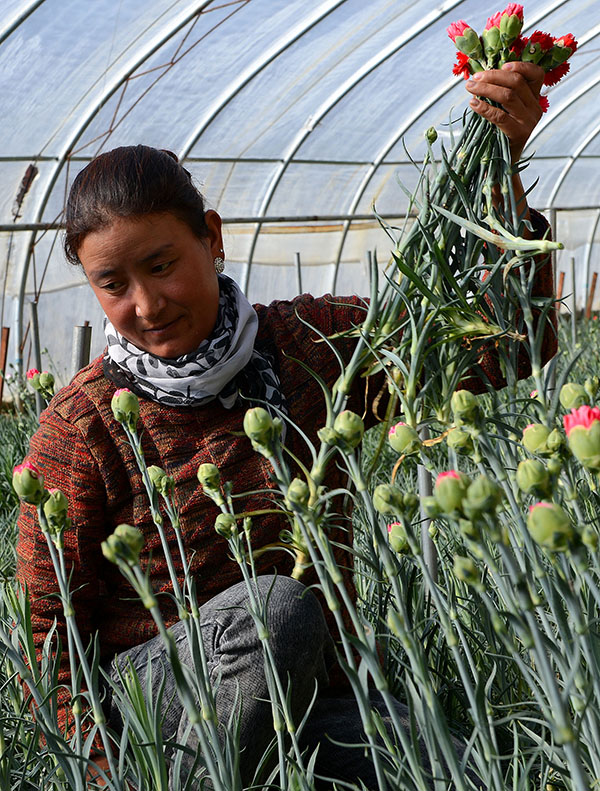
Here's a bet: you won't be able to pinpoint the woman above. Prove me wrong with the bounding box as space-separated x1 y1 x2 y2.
17 63 556 788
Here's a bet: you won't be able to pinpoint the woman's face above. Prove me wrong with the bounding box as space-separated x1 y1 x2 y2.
79 211 223 358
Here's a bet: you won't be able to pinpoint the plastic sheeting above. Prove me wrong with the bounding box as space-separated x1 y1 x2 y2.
0 0 598 383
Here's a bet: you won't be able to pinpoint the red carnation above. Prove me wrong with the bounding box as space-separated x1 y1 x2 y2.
13 459 39 476
447 20 469 42
544 61 570 86
563 405 600 436
452 51 471 79
538 94 549 113
437 470 461 482
510 36 526 57
556 33 577 54
527 30 555 51
26 368 40 380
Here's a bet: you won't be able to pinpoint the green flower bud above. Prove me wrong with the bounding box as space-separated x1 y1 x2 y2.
482 25 501 59
197 463 221 491
464 474 502 515
12 461 45 505
453 556 480 587
425 127 438 145
111 388 140 430
43 488 69 533
101 523 144 567
243 407 280 456
568 423 600 472
402 492 419 519
286 478 310 510
516 459 551 497
454 27 484 59
387 522 409 554
388 422 420 454
585 376 599 401
333 410 364 450
499 7 523 47
522 423 550 454
527 502 573 552
434 471 470 514
38 371 55 394
317 426 340 447
559 383 588 410
446 427 473 455
546 429 564 453
147 465 174 496
214 513 237 539
372 483 404 515
451 390 479 426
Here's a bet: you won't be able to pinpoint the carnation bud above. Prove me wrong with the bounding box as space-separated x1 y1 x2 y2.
434 471 470 514
582 525 598 551
402 492 419 519
446 427 473 455
286 478 310 510
451 390 479 425
387 522 409 554
243 407 279 456
546 429 564 453
111 388 140 430
499 5 524 47
464 474 502 516
26 369 41 389
425 127 438 145
516 459 551 497
12 461 45 505
43 488 69 534
101 523 144 567
527 502 573 552
567 423 600 472
388 422 420 454
522 423 550 454
559 383 588 410
147 465 174 496
585 376 599 401
453 555 480 587
38 371 55 392
449 23 484 59
333 410 364 450
197 463 221 491
373 483 404 515
482 25 501 59
214 513 237 539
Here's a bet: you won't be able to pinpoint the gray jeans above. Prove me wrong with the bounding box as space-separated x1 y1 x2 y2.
102 575 421 789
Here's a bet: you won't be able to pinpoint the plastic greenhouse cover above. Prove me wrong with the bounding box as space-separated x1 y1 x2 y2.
0 0 599 383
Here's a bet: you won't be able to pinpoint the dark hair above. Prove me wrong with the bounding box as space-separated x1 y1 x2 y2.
64 145 209 265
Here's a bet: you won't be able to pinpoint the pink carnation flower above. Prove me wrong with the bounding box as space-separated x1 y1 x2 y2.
502 3 523 21
485 11 502 29
387 521 401 533
388 422 407 437
436 470 460 484
13 460 39 476
447 20 470 43
563 405 600 436
114 387 132 397
26 368 40 379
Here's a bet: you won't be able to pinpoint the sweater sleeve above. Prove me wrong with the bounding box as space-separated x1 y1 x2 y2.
15 405 108 740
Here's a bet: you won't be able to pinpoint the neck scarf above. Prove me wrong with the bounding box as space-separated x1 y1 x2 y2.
104 274 287 417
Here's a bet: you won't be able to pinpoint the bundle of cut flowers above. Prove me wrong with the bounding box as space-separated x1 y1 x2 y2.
449 4 577 112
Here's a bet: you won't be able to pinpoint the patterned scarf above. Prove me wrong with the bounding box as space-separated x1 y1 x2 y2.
104 275 287 417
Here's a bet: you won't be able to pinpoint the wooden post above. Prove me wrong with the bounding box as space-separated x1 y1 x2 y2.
0 327 9 405
556 271 565 304
585 272 597 320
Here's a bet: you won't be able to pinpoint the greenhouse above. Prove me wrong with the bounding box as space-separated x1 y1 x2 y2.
2 2 600 790
1 0 599 384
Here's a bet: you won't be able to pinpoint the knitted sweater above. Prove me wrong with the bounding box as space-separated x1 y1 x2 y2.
17 229 557 735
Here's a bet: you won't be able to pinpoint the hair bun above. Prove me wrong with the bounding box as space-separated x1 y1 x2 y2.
160 149 179 163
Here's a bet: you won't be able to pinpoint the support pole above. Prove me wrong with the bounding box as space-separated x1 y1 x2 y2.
70 322 92 379
585 272 597 320
28 301 43 418
294 252 302 295
0 327 9 405
571 257 577 348
556 271 565 305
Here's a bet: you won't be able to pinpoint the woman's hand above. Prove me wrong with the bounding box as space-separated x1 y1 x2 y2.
465 61 545 163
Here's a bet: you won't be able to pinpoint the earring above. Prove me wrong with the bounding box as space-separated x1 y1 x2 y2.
214 256 225 273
